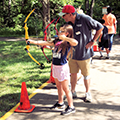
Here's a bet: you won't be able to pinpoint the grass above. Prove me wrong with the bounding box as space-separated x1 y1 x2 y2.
0 40 52 118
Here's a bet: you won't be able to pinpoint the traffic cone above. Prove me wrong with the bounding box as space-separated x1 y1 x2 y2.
93 44 98 51
47 64 55 84
14 82 35 113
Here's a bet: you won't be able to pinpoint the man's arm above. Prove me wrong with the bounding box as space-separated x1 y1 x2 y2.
93 28 103 42
86 28 103 49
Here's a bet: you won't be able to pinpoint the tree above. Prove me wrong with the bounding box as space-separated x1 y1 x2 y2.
39 0 51 39
85 0 95 17
0 0 120 36
93 0 120 32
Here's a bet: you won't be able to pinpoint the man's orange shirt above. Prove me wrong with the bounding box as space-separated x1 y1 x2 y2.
102 13 117 34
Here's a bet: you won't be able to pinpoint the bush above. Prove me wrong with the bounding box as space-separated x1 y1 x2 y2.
0 26 24 37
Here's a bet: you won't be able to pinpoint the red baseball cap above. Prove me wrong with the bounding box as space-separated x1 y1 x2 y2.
58 5 75 16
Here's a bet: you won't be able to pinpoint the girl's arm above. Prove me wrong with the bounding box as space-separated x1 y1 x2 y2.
26 39 54 46
58 35 78 46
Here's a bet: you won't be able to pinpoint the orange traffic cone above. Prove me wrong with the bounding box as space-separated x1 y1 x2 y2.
93 45 98 52
14 82 35 113
47 64 55 84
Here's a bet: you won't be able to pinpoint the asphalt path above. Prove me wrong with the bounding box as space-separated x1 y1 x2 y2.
1 35 120 120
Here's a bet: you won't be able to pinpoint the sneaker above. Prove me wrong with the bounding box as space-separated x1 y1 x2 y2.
99 55 103 59
63 91 77 100
61 105 76 115
50 102 65 110
85 92 92 102
105 57 110 59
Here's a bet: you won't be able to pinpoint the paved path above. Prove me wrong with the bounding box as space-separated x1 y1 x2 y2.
1 35 120 120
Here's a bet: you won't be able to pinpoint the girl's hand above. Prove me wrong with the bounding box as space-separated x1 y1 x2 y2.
26 40 29 44
58 35 66 41
26 39 31 44
26 39 34 44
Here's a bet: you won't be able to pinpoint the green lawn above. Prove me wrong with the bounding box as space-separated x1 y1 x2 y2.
0 40 52 117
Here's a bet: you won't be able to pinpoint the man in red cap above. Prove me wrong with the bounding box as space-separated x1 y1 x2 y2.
59 5 103 102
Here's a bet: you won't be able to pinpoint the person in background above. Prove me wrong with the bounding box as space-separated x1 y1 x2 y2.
98 19 109 59
59 5 103 102
102 6 117 54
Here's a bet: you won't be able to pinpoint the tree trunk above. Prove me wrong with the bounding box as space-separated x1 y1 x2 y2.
3 0 7 25
85 0 89 15
42 0 51 40
85 0 95 17
90 0 95 17
47 0 51 40
8 0 11 19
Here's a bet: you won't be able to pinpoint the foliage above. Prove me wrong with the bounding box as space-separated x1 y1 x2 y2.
0 40 52 117
93 0 120 32
0 25 24 37
0 0 120 37
61 0 74 6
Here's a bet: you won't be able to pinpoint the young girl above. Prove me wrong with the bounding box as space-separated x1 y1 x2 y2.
26 24 78 115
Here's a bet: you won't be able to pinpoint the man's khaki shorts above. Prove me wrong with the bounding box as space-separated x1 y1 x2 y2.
69 58 90 76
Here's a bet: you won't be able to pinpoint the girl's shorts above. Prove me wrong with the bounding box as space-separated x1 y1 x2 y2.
52 63 70 82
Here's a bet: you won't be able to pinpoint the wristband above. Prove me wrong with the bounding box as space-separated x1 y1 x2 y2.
91 39 94 42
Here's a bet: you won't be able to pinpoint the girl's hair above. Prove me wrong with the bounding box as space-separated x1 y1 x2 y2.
61 24 74 38
57 24 74 58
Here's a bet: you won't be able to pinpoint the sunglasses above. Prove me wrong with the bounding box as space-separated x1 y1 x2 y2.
62 13 69 17
59 30 65 33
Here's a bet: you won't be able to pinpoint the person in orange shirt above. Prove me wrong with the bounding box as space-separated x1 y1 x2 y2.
102 6 117 56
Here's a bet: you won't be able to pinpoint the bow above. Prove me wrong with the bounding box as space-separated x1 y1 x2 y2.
54 17 60 35
23 9 60 68
41 17 60 63
41 19 56 63
23 9 45 69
